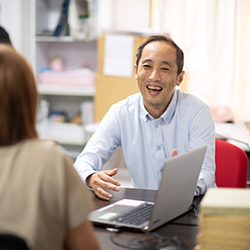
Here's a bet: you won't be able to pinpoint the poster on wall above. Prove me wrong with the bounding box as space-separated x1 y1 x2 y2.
103 35 134 77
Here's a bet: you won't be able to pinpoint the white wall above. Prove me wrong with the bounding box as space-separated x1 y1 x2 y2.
0 0 34 66
97 0 151 34
0 0 22 50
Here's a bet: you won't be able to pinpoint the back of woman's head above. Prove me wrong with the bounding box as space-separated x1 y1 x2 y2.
0 44 38 146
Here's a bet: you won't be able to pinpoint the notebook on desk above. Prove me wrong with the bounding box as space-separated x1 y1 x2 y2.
89 145 207 232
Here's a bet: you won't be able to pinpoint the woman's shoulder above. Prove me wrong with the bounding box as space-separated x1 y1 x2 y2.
24 138 64 151
21 139 70 164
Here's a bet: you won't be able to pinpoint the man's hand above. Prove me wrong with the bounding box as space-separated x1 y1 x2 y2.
87 168 121 201
171 149 178 157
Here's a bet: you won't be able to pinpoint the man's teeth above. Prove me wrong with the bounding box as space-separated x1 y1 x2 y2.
147 86 162 91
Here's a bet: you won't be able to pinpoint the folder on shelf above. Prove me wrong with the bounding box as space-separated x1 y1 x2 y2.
54 0 71 36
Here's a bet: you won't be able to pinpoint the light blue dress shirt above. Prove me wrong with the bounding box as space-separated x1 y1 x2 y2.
74 89 216 195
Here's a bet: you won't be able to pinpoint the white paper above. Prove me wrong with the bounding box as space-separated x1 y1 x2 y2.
215 123 248 142
103 35 134 77
215 122 250 151
114 199 145 207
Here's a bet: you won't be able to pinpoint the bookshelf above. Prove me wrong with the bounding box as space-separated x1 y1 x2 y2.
32 0 152 159
34 0 98 158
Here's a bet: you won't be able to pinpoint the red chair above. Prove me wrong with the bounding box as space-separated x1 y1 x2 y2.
215 139 248 188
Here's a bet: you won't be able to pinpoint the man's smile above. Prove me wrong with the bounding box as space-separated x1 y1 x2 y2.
146 85 162 91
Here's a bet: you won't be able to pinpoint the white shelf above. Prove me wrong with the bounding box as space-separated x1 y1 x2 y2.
35 0 97 148
37 122 86 146
36 36 96 43
36 36 75 42
37 84 96 96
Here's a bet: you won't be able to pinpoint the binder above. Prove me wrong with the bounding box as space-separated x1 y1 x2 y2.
54 0 71 37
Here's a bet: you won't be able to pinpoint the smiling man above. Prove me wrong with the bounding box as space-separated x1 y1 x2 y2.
74 35 216 201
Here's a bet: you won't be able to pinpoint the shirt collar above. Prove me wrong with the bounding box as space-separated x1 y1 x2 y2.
140 88 179 124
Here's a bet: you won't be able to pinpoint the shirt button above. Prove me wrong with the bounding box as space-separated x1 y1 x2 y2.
157 146 161 150
160 168 164 172
155 124 159 128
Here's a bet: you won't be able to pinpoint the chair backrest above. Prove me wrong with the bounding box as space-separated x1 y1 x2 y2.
215 139 248 188
0 234 29 250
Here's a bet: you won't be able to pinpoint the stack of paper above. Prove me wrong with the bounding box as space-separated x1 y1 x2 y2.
195 188 250 250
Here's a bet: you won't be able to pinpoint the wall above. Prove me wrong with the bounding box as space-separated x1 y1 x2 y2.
97 0 151 35
0 0 34 66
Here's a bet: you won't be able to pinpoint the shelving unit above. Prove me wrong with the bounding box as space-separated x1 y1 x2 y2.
36 36 75 42
34 0 98 159
38 84 96 96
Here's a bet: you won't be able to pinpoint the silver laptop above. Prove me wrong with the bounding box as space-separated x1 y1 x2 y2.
89 145 207 232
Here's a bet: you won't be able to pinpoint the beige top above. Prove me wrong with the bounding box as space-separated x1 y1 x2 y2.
0 139 93 250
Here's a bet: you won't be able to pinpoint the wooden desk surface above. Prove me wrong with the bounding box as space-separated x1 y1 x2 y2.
91 188 203 250
95 224 198 250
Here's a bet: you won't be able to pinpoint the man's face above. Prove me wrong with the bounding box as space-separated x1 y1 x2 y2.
134 41 184 118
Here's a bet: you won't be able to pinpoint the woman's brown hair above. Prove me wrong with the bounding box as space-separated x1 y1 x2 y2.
0 44 38 146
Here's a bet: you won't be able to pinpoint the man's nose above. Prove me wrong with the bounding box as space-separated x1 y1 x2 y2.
149 68 161 81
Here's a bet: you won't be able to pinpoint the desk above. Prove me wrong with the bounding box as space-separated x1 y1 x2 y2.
92 188 203 250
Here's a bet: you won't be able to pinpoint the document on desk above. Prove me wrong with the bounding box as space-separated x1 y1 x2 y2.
215 122 250 151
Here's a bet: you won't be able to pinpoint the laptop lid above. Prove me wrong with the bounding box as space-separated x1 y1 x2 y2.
147 144 207 231
89 145 207 231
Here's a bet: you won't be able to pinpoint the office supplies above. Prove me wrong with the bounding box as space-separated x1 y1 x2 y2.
89 145 207 232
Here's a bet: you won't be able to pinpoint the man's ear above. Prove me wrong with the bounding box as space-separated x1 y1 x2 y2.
134 64 138 80
176 71 185 86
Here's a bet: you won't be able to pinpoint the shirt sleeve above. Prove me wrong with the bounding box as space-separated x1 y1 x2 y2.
188 105 217 196
73 104 121 184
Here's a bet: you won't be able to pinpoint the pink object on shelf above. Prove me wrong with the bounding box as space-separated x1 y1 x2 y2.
38 68 96 87
50 58 65 71
210 106 234 123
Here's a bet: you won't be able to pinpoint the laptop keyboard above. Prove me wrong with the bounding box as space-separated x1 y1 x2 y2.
111 203 154 226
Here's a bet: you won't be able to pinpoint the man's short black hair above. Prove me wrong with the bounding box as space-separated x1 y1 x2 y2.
136 35 184 75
